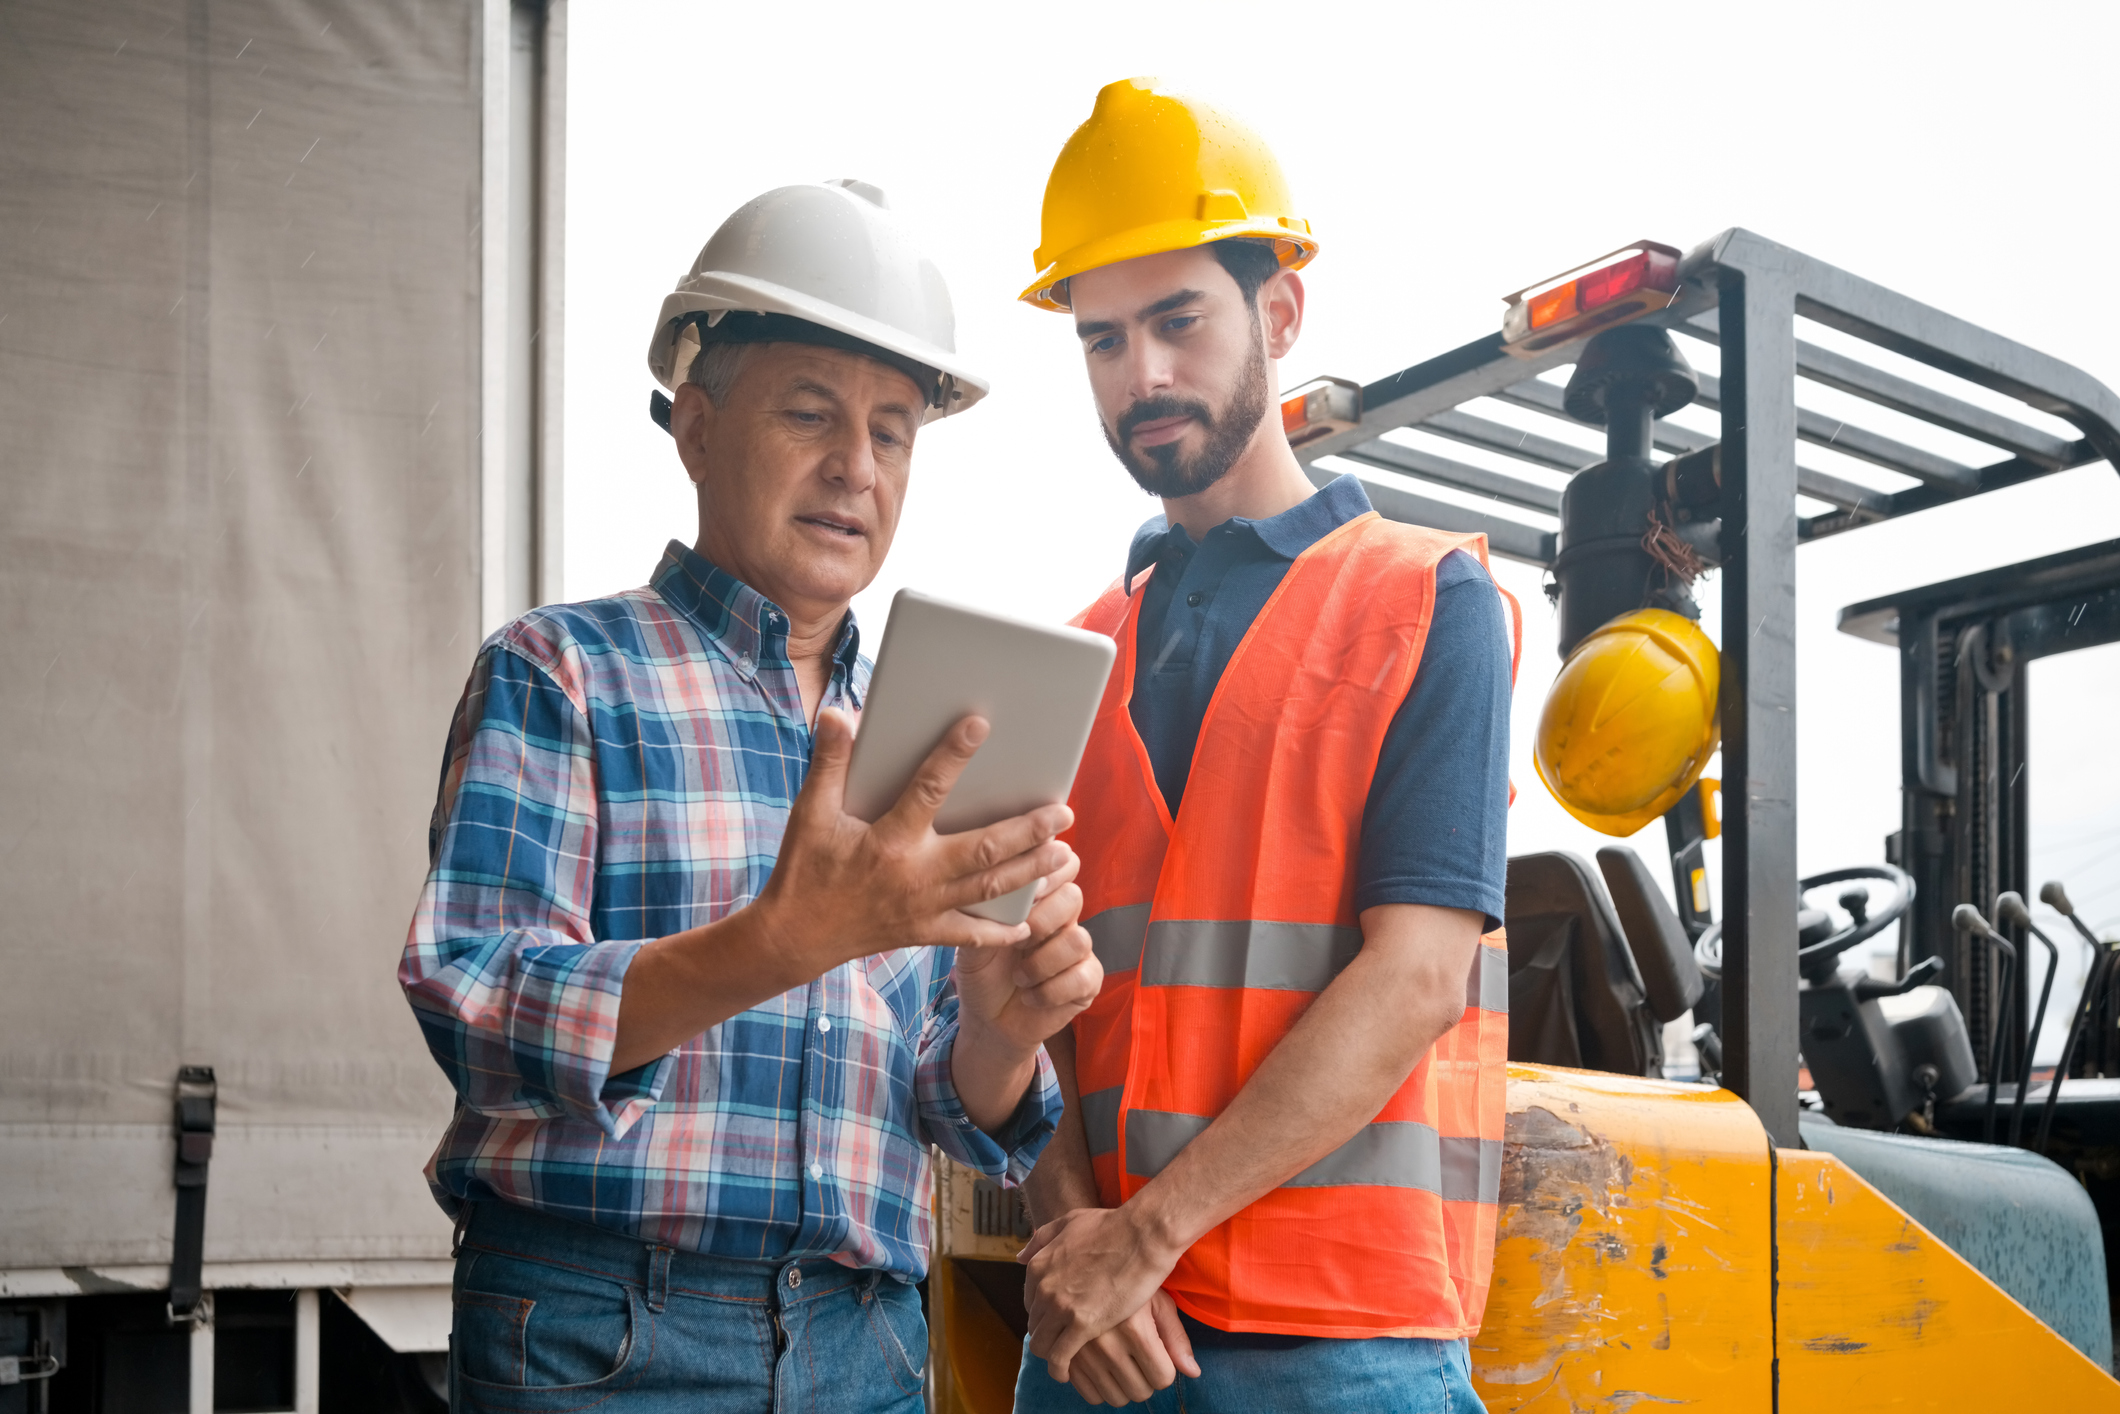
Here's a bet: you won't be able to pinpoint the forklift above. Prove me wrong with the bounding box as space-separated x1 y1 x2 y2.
924 228 2120 1412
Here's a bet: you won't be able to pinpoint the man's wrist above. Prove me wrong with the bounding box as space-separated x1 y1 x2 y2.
741 887 831 991
953 1014 1043 1081
1121 1181 1197 1267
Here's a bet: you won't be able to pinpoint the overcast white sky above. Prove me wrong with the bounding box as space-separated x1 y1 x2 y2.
560 1 2120 1029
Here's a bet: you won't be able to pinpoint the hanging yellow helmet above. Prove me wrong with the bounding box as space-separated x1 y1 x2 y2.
1535 609 1721 837
1020 78 1318 312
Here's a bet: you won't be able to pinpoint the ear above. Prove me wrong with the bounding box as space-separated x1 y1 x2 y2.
1259 268 1306 361
670 381 716 487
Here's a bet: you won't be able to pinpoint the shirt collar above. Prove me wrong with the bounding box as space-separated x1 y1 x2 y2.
651 541 865 706
1121 474 1375 593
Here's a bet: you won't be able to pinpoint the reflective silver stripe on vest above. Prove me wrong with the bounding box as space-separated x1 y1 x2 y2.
1124 1108 1212 1178
1437 1131 1503 1205
1085 903 1152 976
1079 1086 1123 1158
1465 944 1509 1013
1140 920 1365 993
1124 1108 1501 1203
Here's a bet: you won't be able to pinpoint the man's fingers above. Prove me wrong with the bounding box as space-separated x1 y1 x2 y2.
936 839 1073 917
1015 955 1103 1015
1118 1309 1178 1393
1065 1346 1124 1407
1023 870 1085 942
1019 1218 1064 1263
1046 1319 1097 1388
936 805 1074 884
1151 1290 1201 1379
1012 916 1093 989
877 715 987 837
1097 1330 1158 1404
927 911 1034 952
1044 1335 1072 1384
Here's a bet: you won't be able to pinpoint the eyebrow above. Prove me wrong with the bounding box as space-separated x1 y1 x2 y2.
789 376 916 425
788 378 843 403
1075 288 1208 339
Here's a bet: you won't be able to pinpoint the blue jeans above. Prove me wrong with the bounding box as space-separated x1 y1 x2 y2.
450 1200 927 1413
1012 1317 1480 1414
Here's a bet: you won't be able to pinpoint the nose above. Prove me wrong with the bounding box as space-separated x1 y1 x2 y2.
1122 330 1176 405
818 419 877 495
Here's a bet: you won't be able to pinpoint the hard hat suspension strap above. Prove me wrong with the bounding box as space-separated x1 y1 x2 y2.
677 310 942 409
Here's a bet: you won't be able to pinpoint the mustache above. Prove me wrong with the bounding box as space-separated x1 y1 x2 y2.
1115 395 1214 444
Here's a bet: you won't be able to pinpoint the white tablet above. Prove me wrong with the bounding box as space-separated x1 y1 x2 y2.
844 589 1118 926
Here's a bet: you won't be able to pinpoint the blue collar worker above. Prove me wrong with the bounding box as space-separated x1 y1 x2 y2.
400 181 1105 1411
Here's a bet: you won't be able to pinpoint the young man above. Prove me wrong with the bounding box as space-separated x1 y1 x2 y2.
400 181 1102 1411
1013 81 1514 1411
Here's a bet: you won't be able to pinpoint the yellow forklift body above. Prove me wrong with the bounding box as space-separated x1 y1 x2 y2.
1777 1148 2120 1411
1474 1066 1773 1411
934 1066 2120 1411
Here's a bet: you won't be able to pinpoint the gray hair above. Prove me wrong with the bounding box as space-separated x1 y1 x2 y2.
688 340 758 408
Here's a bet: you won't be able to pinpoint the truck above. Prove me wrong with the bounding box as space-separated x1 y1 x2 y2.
1 2 565 1407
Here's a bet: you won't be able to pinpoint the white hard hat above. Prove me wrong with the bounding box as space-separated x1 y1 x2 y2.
648 180 990 422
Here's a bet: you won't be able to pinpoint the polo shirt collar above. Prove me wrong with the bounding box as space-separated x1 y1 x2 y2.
1121 473 1376 593
651 540 865 706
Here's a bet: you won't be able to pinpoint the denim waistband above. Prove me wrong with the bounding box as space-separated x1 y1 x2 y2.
458 1200 882 1311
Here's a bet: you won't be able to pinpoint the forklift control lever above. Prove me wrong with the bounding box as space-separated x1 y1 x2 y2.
1851 955 1944 1001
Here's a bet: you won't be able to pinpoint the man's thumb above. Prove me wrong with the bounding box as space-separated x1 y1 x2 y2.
805 708 855 809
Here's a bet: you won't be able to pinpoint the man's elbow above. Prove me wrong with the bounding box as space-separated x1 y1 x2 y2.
1403 970 1473 1045
1356 903 1485 1044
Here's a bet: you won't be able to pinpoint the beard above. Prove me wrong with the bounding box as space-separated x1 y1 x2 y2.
1101 327 1270 499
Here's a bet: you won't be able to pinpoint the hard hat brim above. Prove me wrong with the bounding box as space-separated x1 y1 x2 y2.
651 271 991 421
1019 220 1317 312
1534 746 1720 838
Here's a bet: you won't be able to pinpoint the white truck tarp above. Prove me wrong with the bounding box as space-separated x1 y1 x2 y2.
0 0 514 1286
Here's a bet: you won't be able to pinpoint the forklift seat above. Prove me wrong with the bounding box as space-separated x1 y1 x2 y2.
1503 852 1666 1076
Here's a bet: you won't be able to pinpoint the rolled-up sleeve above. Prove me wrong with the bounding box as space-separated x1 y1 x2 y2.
913 983 1062 1186
399 642 671 1138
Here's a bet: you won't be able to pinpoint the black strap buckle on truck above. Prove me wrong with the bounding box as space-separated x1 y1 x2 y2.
167 1066 216 1327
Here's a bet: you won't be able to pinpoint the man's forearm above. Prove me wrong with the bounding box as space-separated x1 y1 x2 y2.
610 905 810 1075
1025 1027 1101 1222
1123 904 1482 1257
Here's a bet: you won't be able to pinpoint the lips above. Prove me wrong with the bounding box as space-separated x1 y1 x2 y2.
1129 416 1194 448
795 512 865 539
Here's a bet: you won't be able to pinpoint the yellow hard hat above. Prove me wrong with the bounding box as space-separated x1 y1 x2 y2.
1020 78 1318 312
1534 609 1721 837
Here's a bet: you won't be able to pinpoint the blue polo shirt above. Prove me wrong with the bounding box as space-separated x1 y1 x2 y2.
1127 474 1509 930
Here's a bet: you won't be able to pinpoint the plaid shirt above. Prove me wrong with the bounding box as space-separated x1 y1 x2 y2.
400 541 1059 1280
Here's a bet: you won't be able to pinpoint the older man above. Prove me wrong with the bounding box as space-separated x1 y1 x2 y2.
400 181 1102 1411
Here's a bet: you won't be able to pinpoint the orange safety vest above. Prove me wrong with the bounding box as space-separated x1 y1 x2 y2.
1064 510 1512 1340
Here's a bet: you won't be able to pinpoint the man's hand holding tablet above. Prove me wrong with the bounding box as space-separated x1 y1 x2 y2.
611 591 1114 1137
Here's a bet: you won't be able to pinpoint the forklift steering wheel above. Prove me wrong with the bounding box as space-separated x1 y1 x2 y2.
1796 864 1915 967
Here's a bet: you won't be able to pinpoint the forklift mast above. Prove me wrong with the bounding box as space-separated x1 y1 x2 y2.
1840 540 2120 1074
1285 229 2120 1145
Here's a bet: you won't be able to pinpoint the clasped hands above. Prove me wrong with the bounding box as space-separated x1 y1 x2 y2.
1020 1203 1201 1406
